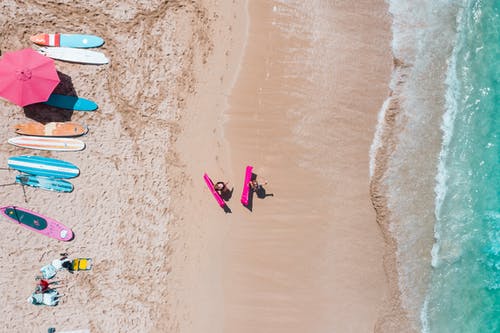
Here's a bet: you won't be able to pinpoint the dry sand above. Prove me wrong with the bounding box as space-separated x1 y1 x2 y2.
0 0 399 332
0 1 212 332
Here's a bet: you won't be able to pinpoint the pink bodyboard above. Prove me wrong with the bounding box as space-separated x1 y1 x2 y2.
203 173 226 207
240 166 253 206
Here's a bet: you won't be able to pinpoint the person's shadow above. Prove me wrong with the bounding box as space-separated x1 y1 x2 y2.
23 71 76 123
256 186 273 199
221 187 234 201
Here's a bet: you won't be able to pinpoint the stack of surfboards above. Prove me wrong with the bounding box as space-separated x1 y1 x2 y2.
9 121 87 152
7 122 88 193
8 155 80 193
32 33 109 64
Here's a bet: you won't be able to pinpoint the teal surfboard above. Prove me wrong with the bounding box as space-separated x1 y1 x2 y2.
44 94 98 111
16 174 74 193
60 34 104 48
8 155 80 179
31 33 104 48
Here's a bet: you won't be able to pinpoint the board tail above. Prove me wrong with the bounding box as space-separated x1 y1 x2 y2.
240 166 253 206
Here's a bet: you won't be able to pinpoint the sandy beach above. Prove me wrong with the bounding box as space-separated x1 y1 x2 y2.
0 1 398 332
176 0 395 332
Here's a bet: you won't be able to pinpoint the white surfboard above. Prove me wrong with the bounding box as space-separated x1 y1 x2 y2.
38 47 109 65
8 136 85 152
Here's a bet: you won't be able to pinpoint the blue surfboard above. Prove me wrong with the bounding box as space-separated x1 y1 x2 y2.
44 94 98 111
31 33 104 48
61 34 104 48
8 155 80 179
16 174 74 193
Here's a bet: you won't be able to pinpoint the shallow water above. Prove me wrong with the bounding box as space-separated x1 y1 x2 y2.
378 0 500 331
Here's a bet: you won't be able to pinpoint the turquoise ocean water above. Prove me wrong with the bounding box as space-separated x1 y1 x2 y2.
377 0 500 332
425 1 500 331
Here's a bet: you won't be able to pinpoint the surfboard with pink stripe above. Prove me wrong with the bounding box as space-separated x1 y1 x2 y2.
31 33 104 48
8 136 85 152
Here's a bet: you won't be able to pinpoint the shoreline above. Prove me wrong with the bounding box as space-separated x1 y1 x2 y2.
371 93 415 333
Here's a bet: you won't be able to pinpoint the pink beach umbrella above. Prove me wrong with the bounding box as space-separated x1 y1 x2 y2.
0 48 60 107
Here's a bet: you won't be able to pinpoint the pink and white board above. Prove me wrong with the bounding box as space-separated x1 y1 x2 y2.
240 165 253 206
0 206 73 241
203 173 226 207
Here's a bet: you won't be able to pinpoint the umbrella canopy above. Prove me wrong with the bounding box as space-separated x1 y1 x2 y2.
0 48 60 107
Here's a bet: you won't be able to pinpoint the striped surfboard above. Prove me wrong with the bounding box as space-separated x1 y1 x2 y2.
14 122 87 137
16 174 74 193
8 136 85 152
8 155 80 179
31 33 104 48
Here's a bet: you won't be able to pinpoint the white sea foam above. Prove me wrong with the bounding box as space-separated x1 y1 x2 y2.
378 0 465 330
431 4 465 270
369 97 390 178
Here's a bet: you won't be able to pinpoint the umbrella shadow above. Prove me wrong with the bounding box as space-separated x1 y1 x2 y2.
23 71 76 123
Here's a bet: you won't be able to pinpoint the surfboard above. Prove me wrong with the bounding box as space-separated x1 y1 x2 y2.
8 136 85 152
14 122 87 137
240 165 253 206
31 33 104 48
0 206 73 241
44 94 98 111
8 155 80 179
203 173 226 207
16 174 74 193
38 47 109 65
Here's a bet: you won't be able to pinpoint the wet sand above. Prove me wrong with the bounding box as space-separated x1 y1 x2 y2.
176 0 395 332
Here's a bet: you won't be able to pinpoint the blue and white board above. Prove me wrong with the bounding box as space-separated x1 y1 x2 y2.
44 94 98 111
31 33 104 48
16 174 74 193
8 155 80 179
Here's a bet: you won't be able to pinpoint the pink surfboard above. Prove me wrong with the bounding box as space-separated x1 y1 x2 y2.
203 173 226 207
240 166 253 206
0 206 73 241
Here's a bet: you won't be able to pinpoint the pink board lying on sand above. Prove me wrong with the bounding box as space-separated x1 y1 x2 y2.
203 173 226 207
240 165 253 206
0 206 73 241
